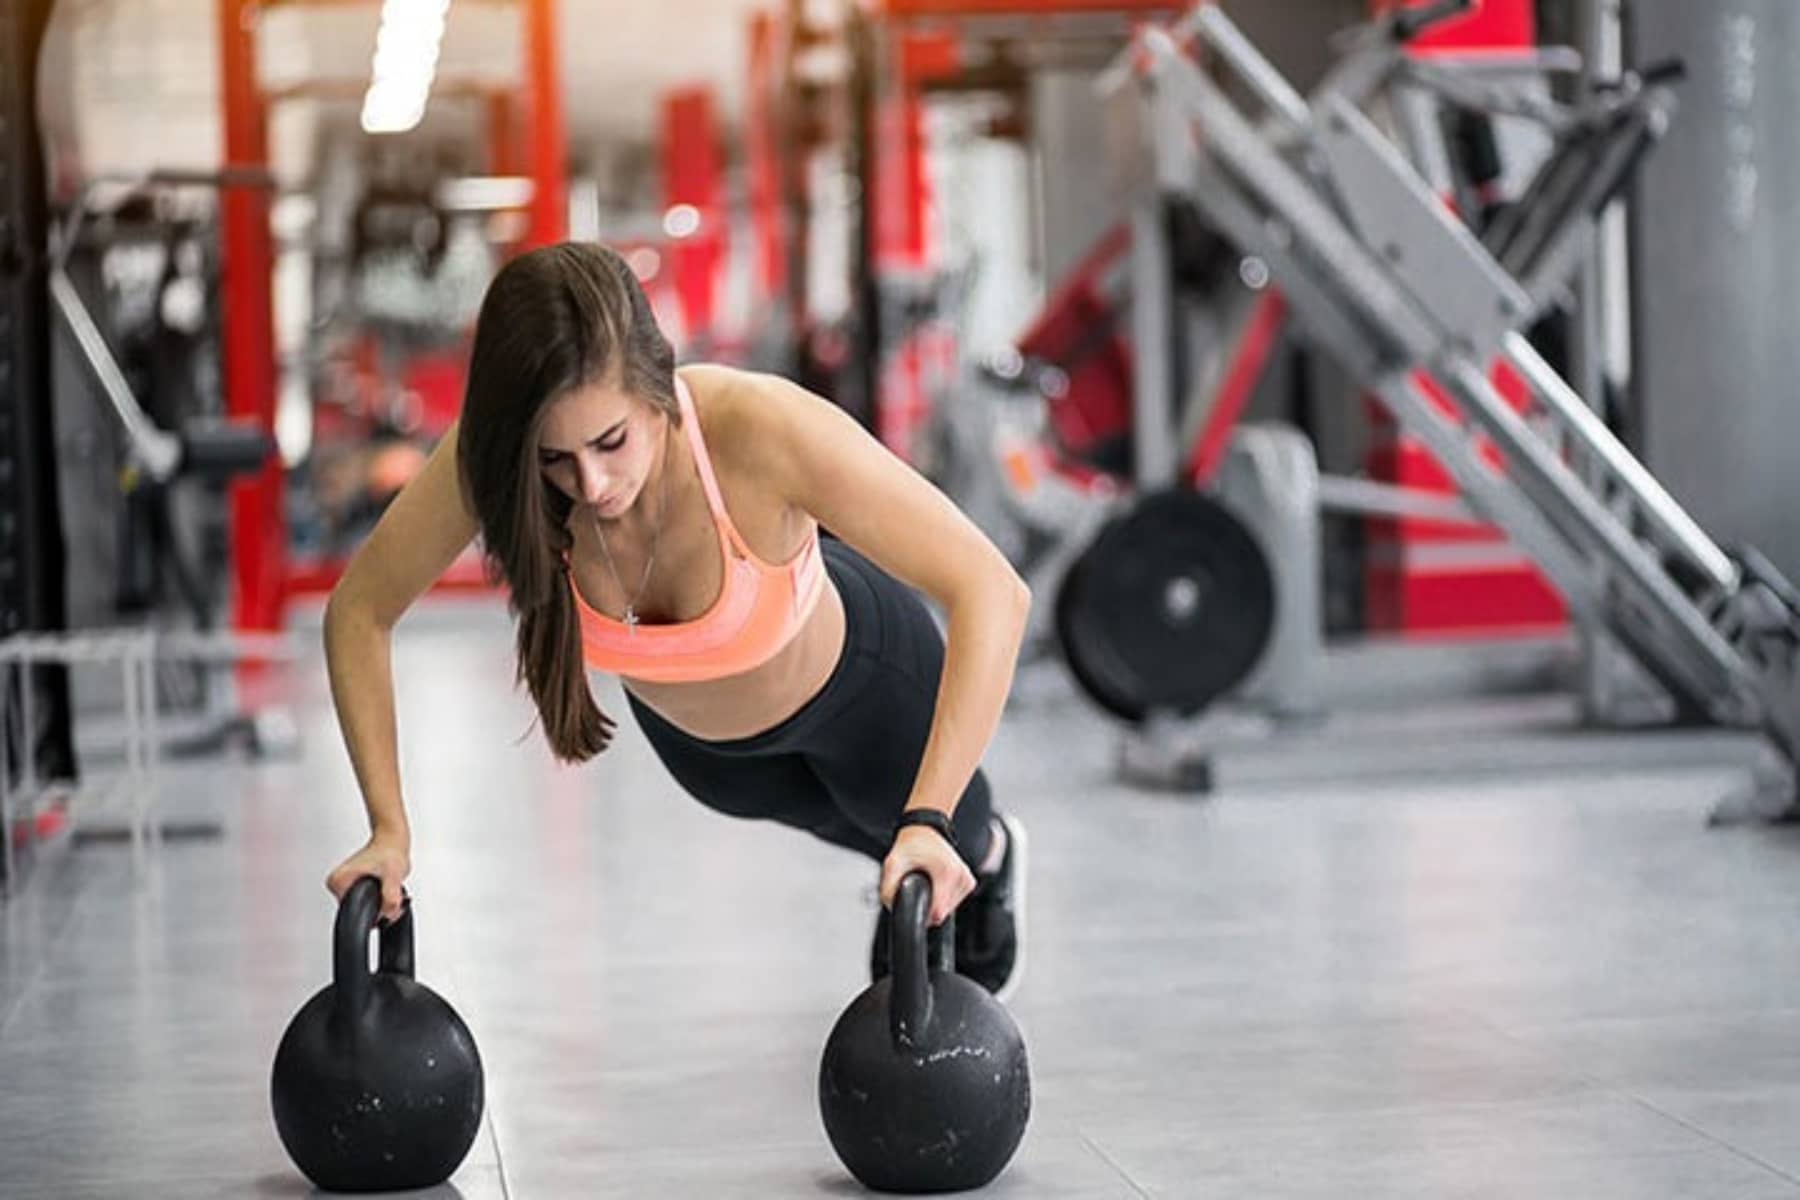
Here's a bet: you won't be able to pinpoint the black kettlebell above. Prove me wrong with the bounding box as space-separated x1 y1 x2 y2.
819 871 1031 1193
270 878 484 1193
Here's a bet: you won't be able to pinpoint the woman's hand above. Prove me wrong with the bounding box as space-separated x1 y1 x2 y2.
325 831 412 923
879 824 976 926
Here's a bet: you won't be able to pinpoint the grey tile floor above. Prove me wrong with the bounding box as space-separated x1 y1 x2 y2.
5 598 1800 1197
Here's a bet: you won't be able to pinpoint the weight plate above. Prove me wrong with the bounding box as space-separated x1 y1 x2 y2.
1053 548 1142 722
1055 488 1277 723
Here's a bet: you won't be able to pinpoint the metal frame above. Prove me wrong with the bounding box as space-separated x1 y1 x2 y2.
1119 8 1800 817
0 629 299 890
0 633 158 883
212 0 570 616
965 15 1579 661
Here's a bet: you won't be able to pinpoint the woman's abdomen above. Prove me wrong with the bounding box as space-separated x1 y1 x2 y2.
622 580 848 741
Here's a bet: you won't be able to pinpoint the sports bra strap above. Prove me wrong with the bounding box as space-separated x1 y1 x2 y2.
674 378 725 514
675 375 754 561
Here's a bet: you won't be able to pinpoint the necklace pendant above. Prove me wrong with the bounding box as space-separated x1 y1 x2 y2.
624 606 638 634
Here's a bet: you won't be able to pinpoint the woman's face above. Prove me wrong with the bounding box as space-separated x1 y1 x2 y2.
537 379 667 522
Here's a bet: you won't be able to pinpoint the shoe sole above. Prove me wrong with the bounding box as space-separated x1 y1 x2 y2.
994 812 1028 1005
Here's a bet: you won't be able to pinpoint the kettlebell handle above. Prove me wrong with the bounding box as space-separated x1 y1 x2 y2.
890 872 954 1047
333 877 417 1033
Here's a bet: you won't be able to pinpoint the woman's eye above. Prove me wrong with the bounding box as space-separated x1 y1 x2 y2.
594 433 626 452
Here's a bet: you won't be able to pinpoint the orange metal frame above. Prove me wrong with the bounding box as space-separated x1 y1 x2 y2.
216 0 568 616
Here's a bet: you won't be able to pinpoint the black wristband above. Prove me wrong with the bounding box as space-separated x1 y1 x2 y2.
893 808 959 852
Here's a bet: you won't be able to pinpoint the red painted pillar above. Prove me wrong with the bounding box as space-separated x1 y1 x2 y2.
522 0 567 246
869 32 952 461
487 88 519 177
661 86 724 339
217 0 283 631
873 35 947 273
746 13 784 306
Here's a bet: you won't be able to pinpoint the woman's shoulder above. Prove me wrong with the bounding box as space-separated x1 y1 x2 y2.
677 363 787 467
677 361 771 408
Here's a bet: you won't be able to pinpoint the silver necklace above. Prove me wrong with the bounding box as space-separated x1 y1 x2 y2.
591 422 673 634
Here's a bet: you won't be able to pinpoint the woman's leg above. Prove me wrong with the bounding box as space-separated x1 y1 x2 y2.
792 538 997 866
790 539 1023 997
625 691 888 859
624 537 1024 997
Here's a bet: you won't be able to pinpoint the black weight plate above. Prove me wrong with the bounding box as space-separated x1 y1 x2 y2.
1053 547 1144 722
1055 488 1277 723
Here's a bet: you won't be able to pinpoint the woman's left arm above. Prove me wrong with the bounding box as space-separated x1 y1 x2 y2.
752 373 1031 917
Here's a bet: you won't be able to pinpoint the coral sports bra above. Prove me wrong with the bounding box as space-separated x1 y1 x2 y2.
571 376 828 683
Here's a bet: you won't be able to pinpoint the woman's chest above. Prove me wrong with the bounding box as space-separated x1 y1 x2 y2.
572 472 808 625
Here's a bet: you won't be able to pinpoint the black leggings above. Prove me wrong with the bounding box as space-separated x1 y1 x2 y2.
626 538 995 871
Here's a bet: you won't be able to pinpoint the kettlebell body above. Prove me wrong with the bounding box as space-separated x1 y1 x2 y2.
271 879 484 1194
819 873 1031 1194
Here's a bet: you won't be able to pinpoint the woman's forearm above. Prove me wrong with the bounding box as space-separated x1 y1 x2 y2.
323 593 411 841
903 569 1032 819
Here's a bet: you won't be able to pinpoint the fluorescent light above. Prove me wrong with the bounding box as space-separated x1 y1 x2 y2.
663 204 701 239
361 0 450 136
371 62 435 92
361 87 427 135
361 107 422 135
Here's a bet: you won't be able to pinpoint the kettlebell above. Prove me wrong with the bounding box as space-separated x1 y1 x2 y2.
819 871 1032 1193
270 878 484 1193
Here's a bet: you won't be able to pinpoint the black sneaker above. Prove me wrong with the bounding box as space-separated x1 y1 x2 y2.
954 812 1027 1002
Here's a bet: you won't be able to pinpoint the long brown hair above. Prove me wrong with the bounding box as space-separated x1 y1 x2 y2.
457 242 678 761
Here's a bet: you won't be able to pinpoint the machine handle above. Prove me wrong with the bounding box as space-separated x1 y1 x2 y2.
179 420 274 483
1392 0 1474 44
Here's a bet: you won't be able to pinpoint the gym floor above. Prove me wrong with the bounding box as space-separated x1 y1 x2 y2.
5 599 1800 1199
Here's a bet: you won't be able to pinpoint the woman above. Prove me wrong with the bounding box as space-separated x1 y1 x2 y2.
322 242 1030 998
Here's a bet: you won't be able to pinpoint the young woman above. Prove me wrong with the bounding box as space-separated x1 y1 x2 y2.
321 242 1030 998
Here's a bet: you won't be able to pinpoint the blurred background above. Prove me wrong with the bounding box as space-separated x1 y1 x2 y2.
9 0 1800 867
17 4 1800 1196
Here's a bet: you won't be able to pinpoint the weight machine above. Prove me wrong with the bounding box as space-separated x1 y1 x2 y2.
0 168 301 885
970 0 1579 695
1082 0 1800 818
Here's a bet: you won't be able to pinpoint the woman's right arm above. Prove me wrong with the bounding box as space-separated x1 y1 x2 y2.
323 421 481 916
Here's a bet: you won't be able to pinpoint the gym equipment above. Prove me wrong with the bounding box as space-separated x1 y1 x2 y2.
49 170 297 758
954 3 1581 688
49 170 276 490
271 878 484 1194
1056 487 1276 723
1216 424 1325 720
819 872 1031 1194
1102 2 1800 819
0 168 301 870
1 0 77 891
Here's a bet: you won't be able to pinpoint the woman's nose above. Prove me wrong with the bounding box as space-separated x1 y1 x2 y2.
574 455 610 505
